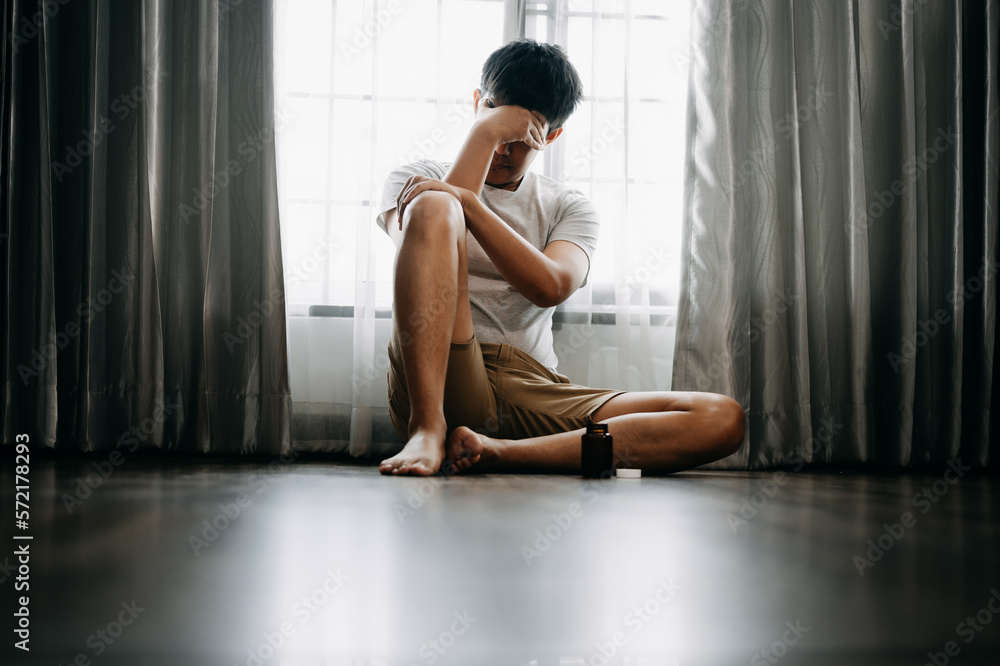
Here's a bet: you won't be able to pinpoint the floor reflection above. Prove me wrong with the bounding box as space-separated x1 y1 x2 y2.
1 456 998 665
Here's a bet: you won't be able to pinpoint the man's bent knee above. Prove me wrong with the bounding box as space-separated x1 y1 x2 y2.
714 395 745 457
401 191 464 241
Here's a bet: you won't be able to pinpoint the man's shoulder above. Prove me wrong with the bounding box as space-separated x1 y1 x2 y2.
391 159 450 179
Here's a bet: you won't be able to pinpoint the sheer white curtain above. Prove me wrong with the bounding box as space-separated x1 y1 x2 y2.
274 0 690 456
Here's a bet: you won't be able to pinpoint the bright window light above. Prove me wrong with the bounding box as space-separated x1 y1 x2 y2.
275 0 690 313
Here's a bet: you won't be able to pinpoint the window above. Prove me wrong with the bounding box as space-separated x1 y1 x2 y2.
274 0 691 318
531 1 690 318
275 0 691 445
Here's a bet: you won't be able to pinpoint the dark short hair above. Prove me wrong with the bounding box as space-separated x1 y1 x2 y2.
479 39 584 131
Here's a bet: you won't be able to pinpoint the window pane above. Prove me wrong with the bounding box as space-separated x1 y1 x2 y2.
440 2 505 99
279 97 329 200
558 101 593 181
332 0 374 96
283 0 332 94
374 100 440 175
630 16 689 99
566 17 594 93
282 202 333 305
373 0 440 98
329 99 371 202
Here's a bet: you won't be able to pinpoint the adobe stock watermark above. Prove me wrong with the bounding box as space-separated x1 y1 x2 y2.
37 600 145 662
339 0 404 62
887 257 999 372
397 101 476 166
238 567 350 666
845 125 958 237
750 619 810 665
923 588 1000 666
551 243 677 364
853 459 971 576
391 415 514 524
179 106 296 224
0 556 16 585
224 236 339 353
7 0 71 54
877 0 931 40
727 84 835 196
219 0 245 22
52 68 169 182
699 285 798 388
520 450 640 566
726 417 843 533
188 450 301 556
520 500 586 567
404 610 477 666
17 268 136 385
391 472 454 524
582 578 682 665
618 245 676 290
61 397 182 514
353 280 468 397
671 2 732 74
564 115 625 179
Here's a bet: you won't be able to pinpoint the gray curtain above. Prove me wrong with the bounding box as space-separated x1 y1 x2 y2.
1 0 291 454
673 0 998 468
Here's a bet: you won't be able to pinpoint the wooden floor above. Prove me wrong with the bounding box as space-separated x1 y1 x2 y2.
2 454 999 665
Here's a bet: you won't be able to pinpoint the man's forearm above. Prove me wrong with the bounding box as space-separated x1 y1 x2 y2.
443 124 496 194
461 196 563 307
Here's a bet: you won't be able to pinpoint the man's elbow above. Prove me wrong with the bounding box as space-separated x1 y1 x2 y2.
529 274 576 308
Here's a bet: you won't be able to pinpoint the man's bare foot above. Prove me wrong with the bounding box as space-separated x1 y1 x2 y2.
379 427 447 476
445 426 502 473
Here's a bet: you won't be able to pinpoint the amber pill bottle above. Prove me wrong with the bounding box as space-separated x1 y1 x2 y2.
581 423 614 479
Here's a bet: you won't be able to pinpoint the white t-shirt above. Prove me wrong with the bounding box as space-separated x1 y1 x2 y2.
377 159 600 371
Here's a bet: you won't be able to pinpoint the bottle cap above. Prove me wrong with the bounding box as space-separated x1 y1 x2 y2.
616 468 641 478
586 423 609 435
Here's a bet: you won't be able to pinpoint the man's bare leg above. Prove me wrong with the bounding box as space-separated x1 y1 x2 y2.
445 392 745 475
379 192 475 476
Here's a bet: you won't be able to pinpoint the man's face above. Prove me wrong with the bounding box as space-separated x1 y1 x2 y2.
475 90 555 191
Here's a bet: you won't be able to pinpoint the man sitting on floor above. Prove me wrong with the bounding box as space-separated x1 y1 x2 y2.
376 39 744 476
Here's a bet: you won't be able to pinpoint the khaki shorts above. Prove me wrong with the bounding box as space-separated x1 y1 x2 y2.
387 330 625 441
